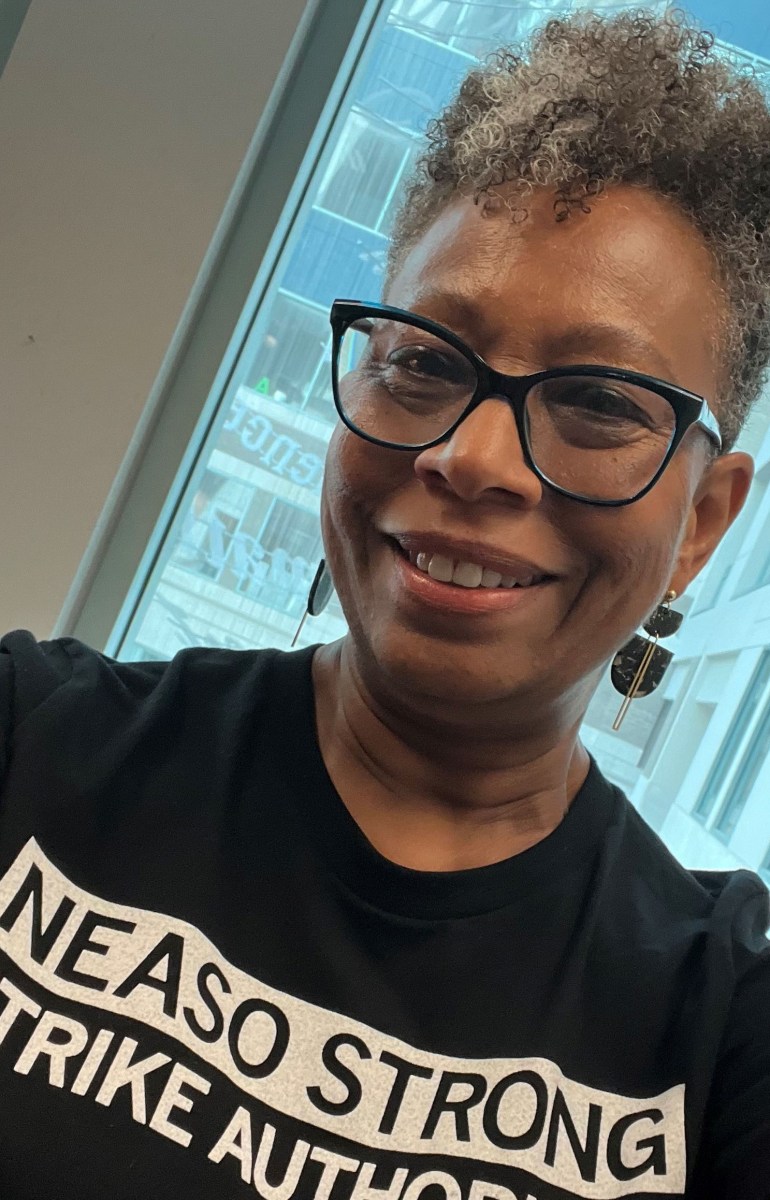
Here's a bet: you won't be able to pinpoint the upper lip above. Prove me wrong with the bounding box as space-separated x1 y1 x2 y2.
387 532 558 581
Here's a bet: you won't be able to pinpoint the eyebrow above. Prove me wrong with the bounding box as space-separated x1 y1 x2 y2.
408 291 678 382
544 323 677 381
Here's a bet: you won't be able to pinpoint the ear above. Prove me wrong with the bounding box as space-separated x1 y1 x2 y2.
671 451 754 596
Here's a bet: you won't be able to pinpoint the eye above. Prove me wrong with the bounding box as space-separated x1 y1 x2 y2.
387 344 471 385
548 381 656 428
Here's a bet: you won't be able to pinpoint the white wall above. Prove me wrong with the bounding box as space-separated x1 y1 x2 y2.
0 0 309 637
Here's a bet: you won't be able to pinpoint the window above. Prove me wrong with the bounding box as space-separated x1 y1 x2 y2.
259 499 319 560
638 700 674 774
689 559 735 616
172 472 255 582
756 554 770 590
317 110 412 232
734 515 770 595
714 693 770 841
237 500 320 619
694 652 770 821
453 1 556 55
390 0 665 55
389 0 462 47
379 143 420 237
242 293 330 415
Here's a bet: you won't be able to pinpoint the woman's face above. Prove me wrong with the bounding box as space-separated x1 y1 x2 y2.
321 185 752 717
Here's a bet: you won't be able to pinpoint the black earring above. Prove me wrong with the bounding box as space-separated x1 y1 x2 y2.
611 590 683 731
291 559 335 647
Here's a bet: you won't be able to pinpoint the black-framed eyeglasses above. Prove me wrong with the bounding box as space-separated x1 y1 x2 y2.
329 300 722 507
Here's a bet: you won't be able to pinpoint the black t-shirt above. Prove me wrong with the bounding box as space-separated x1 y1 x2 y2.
0 630 768 1200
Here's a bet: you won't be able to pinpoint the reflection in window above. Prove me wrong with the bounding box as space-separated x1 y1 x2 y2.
734 512 770 595
317 111 411 232
389 0 459 46
638 699 674 773
389 0 608 54
714 687 770 841
259 499 319 560
689 560 734 616
756 553 770 590
694 652 770 821
379 144 420 238
453 0 555 55
242 293 330 414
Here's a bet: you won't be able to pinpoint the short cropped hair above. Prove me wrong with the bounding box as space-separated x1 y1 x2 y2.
387 10 770 450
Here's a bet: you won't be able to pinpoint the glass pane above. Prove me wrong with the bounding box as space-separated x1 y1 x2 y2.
317 111 409 230
452 1 559 56
714 690 770 839
118 0 770 883
388 0 461 49
694 652 770 819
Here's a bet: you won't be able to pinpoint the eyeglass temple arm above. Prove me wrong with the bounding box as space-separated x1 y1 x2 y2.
699 400 723 450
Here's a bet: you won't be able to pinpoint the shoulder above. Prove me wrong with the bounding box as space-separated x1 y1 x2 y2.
686 868 770 1191
601 778 770 1190
599 775 770 976
0 629 315 780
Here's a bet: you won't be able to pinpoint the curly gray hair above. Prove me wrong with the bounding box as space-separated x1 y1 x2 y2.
387 9 770 450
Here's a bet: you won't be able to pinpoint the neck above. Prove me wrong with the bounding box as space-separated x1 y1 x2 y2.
311 638 592 873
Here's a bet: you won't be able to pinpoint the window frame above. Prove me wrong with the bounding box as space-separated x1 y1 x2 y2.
55 0 381 654
693 650 770 825
0 0 31 80
315 107 414 232
712 689 770 842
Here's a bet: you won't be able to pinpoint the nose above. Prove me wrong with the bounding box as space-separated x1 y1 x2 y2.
412 395 544 507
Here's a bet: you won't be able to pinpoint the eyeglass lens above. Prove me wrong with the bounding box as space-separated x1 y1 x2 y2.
336 316 677 502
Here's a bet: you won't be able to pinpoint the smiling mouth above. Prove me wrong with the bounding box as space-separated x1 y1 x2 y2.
388 538 553 594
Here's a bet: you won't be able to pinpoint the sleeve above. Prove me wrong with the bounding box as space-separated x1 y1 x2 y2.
0 630 80 788
690 880 770 1198
0 631 233 802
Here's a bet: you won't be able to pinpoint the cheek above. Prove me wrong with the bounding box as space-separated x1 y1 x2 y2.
320 428 393 582
573 493 689 625
322 427 366 525
323 426 414 531
320 431 350 572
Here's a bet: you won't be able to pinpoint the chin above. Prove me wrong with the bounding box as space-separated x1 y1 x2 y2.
355 620 533 709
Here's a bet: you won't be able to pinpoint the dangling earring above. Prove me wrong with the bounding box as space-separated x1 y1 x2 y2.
291 559 335 647
611 589 683 731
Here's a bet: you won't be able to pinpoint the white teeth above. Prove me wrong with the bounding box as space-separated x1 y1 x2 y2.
426 553 454 583
412 550 539 590
452 561 484 588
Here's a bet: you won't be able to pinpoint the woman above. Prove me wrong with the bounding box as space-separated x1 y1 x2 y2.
0 11 768 1199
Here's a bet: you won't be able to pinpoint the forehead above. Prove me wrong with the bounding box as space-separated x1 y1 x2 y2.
386 185 722 392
